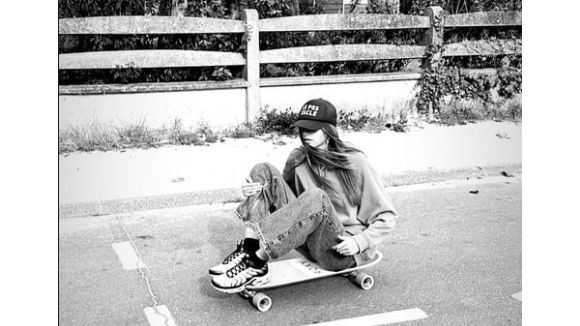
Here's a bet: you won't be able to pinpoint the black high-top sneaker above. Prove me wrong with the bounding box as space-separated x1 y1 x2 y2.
208 240 247 276
210 254 269 293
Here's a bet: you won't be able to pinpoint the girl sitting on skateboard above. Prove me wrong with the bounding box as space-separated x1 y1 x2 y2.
210 98 398 292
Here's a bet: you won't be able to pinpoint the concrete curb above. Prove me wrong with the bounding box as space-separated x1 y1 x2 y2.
58 163 521 219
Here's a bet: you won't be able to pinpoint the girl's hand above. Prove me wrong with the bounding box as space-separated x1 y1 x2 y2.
332 235 359 256
241 177 263 197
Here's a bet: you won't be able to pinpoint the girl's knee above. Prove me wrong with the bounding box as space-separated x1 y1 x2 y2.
249 162 280 182
319 255 356 272
301 187 322 198
301 188 331 205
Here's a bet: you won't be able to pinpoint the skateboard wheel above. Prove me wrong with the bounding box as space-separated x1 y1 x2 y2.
354 273 374 290
251 293 272 312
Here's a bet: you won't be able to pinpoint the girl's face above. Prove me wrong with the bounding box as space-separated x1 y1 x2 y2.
300 128 328 149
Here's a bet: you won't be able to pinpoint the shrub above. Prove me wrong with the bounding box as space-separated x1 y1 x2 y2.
194 122 223 143
339 110 379 131
437 98 485 125
170 119 204 145
416 55 521 116
252 106 411 135
503 95 522 120
339 108 410 132
254 107 298 135
223 123 258 138
117 121 162 147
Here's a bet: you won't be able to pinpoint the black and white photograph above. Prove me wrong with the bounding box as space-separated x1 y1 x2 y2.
55 0 546 324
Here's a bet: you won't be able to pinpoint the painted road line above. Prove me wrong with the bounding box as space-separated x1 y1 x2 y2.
512 291 522 301
302 308 428 326
112 241 142 270
144 305 177 326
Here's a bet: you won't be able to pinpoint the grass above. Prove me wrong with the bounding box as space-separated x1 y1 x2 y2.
222 123 257 139
339 101 414 133
59 122 123 153
59 119 254 154
59 95 521 154
436 94 522 126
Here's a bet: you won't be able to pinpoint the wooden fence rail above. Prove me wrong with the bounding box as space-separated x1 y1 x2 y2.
59 50 247 70
260 44 427 64
58 7 522 121
58 16 247 34
258 14 430 31
445 11 522 27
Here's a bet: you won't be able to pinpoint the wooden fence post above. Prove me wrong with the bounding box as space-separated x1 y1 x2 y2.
422 6 444 70
386 0 399 14
171 0 188 17
243 9 260 123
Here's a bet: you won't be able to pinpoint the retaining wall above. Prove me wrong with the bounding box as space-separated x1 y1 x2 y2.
59 72 421 130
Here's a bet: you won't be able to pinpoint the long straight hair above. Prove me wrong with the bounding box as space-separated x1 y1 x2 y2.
298 124 363 207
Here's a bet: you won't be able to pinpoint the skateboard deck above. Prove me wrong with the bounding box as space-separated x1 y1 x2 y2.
213 251 383 312
247 250 383 290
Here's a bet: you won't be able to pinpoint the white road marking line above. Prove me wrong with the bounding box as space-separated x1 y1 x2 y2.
144 305 177 326
302 308 428 326
511 291 522 301
112 241 143 270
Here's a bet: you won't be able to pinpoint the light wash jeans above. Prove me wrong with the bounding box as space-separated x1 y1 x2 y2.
235 163 356 271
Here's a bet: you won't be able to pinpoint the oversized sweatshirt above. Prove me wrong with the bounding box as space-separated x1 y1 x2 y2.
282 147 398 265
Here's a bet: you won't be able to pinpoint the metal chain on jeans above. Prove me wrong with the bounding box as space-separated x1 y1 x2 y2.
254 179 274 251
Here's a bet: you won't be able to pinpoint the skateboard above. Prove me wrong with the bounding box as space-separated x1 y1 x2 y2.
214 251 383 312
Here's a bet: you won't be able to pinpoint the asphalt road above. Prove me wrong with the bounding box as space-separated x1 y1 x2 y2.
59 176 521 326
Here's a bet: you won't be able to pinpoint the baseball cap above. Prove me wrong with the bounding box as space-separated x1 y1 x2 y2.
291 98 338 131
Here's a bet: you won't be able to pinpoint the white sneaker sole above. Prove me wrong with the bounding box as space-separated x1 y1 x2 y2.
210 274 271 294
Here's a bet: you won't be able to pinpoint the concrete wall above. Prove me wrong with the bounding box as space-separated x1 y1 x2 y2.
59 76 420 131
260 78 418 115
59 87 248 130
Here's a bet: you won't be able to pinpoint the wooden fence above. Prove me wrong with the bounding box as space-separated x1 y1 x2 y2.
58 7 521 121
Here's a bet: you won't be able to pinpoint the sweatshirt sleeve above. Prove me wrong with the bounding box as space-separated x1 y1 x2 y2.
351 154 398 252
